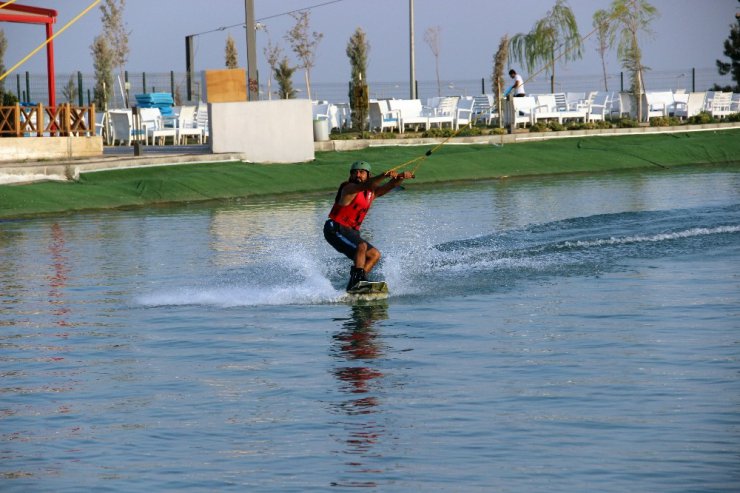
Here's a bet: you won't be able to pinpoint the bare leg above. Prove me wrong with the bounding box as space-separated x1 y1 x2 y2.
354 242 368 269
363 247 381 273
353 243 381 273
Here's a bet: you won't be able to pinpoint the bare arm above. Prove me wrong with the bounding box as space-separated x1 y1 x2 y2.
376 171 415 197
337 172 395 205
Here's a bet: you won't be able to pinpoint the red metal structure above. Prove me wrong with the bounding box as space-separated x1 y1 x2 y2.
0 3 58 106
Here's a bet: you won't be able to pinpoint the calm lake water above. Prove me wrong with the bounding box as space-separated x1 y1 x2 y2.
1 165 739 492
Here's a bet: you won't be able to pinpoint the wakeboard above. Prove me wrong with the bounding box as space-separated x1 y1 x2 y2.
345 281 389 301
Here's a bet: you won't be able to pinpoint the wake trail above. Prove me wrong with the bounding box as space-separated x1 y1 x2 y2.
138 205 740 306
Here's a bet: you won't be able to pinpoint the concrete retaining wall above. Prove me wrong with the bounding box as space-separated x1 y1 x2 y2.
0 136 103 162
314 122 740 152
209 99 314 163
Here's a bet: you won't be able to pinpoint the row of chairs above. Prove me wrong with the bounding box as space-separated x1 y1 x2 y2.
644 90 738 120
504 90 740 128
507 92 611 128
368 97 475 133
100 104 208 146
367 92 615 131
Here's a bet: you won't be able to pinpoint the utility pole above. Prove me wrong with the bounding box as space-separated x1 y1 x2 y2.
409 0 416 99
245 0 259 101
185 35 194 101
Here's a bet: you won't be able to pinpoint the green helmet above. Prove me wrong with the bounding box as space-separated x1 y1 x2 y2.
350 160 371 173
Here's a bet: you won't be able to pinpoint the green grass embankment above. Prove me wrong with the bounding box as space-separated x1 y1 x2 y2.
1 129 739 218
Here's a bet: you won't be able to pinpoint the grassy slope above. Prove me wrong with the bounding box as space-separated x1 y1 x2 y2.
1 129 739 218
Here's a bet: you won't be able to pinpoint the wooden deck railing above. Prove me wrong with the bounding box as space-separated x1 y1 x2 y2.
0 103 96 137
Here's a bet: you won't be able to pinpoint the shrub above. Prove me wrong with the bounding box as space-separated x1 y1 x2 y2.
547 121 565 131
422 127 453 138
491 127 507 135
687 112 715 124
330 131 360 140
2 91 19 105
456 126 483 137
616 118 639 128
566 122 599 130
649 116 681 127
529 122 550 133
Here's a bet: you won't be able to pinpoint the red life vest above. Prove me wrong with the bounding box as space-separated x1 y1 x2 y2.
328 182 375 230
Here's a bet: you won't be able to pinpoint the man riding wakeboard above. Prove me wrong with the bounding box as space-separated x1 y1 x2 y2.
323 160 414 291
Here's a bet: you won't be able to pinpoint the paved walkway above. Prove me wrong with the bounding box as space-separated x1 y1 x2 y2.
0 144 241 185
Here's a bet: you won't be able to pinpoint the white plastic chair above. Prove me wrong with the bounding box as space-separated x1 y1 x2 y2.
369 100 401 133
139 107 177 145
587 93 610 122
673 92 705 120
454 96 475 130
508 96 536 128
195 103 209 142
176 105 204 144
108 109 146 146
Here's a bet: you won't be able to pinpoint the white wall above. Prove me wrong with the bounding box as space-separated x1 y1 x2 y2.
209 99 314 163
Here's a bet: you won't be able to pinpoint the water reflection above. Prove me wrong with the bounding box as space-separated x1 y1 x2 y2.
330 301 389 488
208 200 328 269
48 222 71 329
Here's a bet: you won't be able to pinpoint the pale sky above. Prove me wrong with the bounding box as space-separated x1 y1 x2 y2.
2 0 738 87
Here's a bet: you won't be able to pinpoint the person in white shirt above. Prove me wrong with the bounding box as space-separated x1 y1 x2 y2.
508 69 526 97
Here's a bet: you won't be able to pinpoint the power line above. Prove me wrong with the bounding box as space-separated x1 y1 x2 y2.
187 0 346 38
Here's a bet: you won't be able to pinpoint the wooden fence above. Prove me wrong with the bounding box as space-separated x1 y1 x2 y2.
0 103 96 137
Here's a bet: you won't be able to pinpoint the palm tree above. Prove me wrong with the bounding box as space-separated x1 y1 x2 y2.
492 34 508 127
607 0 658 122
509 0 582 93
593 9 613 91
275 58 297 99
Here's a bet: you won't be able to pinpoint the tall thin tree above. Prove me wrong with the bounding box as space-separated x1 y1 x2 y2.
225 34 239 69
346 27 370 130
424 26 442 97
509 0 582 93
99 0 129 105
62 75 77 103
263 35 283 100
91 34 114 110
285 11 323 101
607 0 658 122
0 29 7 102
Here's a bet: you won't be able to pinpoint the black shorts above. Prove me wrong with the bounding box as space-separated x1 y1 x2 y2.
323 219 375 260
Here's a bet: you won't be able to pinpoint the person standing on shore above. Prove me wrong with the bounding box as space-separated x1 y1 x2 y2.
323 160 414 291
508 69 526 97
